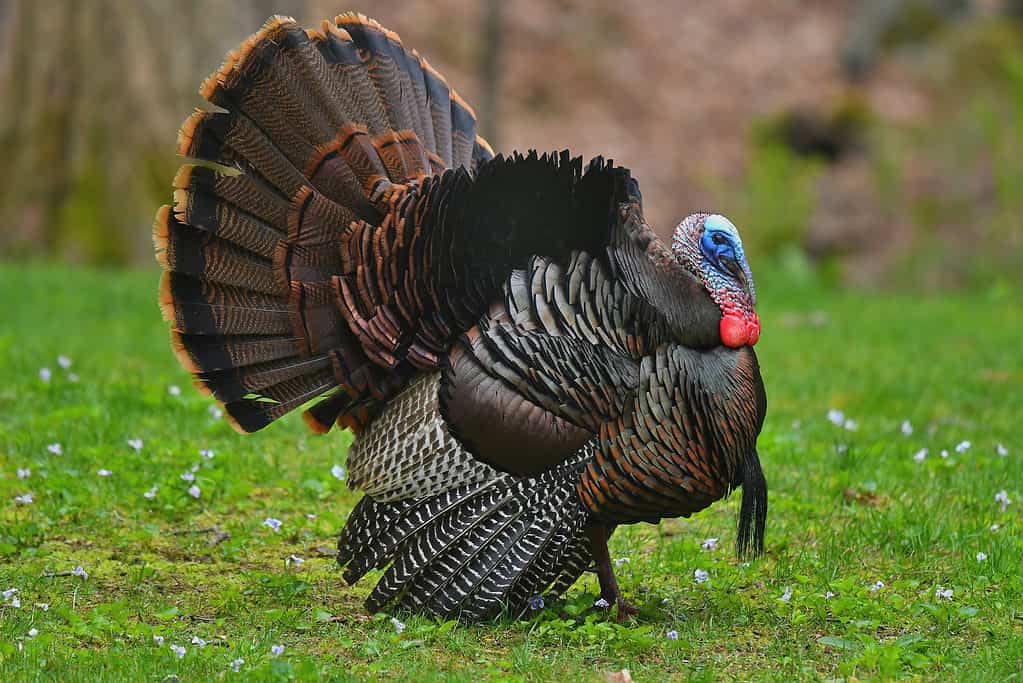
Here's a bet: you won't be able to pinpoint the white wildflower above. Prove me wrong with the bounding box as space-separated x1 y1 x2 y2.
263 517 282 532
900 420 913 436
190 636 207 648
11 596 21 608
779 586 793 603
594 597 610 609
913 448 928 463
997 443 1009 457
666 629 679 640
168 385 181 397
940 450 949 459
208 405 223 419
976 552 987 562
17 468 31 480
870 580 885 593
990 523 1000 532
955 440 971 453
71 566 88 579
67 373 79 383
836 443 849 455
190 463 200 473
187 485 201 499
39 368 52 383
286 554 304 568
995 490 1012 512
199 449 214 460
153 635 164 646
701 537 719 551
47 443 63 456
35 603 48 611
2 588 18 601
170 644 186 659
14 493 33 505
390 617 405 634
27 628 38 638
144 486 158 500
827 409 845 426
127 438 143 452
613 557 630 569
934 586 953 600
180 471 195 483
824 591 836 600
306 513 317 520
844 419 858 432
331 464 346 481
270 644 285 657
694 569 709 584
231 658 244 672
97 469 112 477
57 355 72 370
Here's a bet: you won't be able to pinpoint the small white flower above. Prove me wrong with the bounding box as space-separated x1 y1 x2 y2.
997 443 1009 457
594 597 610 608
995 490 1012 512
190 636 207 648
869 580 885 593
270 644 285 657
187 485 201 499
331 464 346 481
127 439 144 452
824 591 836 600
35 603 48 611
694 569 709 584
144 486 158 500
613 557 630 569
153 635 164 646
940 450 949 459
27 628 38 638
14 493 33 505
286 554 304 568
666 629 678 640
843 419 857 432
779 586 793 603
231 658 244 672
199 449 214 460
71 566 88 579
208 405 223 419
39 368 52 383
390 617 406 634
57 355 72 370
2 588 18 601
47 443 63 456
190 463 200 473
97 469 112 477
934 586 953 600
955 440 971 453
168 385 182 397
11 596 21 608
180 471 195 482
900 420 913 436
990 523 1000 532
836 443 848 455
305 513 317 520
263 517 282 532
170 644 186 659
701 537 719 550
976 552 987 562
67 373 79 383
913 448 928 463
17 468 31 480
827 409 845 426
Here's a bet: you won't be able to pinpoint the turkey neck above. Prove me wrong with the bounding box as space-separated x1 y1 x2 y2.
576 344 766 524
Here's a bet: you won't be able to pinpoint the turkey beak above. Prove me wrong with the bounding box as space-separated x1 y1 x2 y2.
720 256 747 291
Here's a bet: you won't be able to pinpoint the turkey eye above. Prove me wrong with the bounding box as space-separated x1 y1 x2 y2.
711 233 727 246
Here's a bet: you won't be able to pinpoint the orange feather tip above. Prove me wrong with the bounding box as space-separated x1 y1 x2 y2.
157 271 177 324
302 409 333 434
223 408 252 435
172 164 195 190
168 329 202 375
199 16 299 103
450 90 478 122
177 110 208 158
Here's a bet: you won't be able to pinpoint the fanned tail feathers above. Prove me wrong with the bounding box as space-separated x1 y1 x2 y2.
155 13 493 433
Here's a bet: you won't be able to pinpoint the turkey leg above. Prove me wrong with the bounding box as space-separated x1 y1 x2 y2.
585 524 638 622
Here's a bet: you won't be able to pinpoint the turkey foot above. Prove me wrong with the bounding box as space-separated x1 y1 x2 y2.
585 524 637 622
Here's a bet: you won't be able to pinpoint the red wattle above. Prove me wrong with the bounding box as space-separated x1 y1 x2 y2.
720 315 748 348
747 315 761 346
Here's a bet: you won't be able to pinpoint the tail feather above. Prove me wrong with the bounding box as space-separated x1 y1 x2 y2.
158 13 494 433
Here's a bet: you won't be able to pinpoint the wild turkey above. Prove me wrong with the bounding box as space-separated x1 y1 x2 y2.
154 13 767 622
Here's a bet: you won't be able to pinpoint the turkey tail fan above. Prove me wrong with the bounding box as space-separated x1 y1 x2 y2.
155 14 492 433
336 451 595 621
736 448 768 560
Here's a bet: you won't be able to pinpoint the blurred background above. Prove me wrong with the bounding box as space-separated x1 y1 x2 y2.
1 0 1021 289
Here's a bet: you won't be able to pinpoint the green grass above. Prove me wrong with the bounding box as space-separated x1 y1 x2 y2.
0 263 1020 681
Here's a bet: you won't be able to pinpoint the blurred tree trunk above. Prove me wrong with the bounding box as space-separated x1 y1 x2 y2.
0 0 307 264
478 0 503 148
